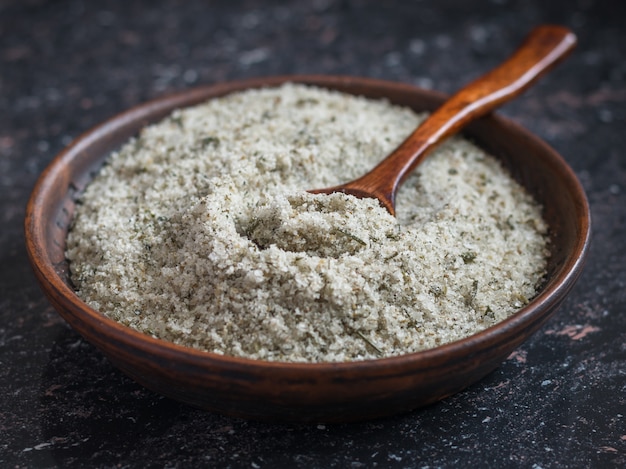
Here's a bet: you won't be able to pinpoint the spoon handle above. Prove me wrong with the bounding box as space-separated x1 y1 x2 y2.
341 25 577 214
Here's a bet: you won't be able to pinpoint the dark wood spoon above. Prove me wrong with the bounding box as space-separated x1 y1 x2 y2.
309 25 577 215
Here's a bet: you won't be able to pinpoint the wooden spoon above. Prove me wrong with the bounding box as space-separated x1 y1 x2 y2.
309 25 577 215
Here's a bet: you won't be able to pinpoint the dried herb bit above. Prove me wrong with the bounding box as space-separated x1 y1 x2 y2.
513 293 529 305
506 215 515 230
385 226 402 241
461 251 477 263
429 284 447 298
242 217 262 241
133 138 145 152
497 215 516 231
201 136 220 148
478 172 491 186
448 167 458 175
484 305 495 320
169 114 184 128
464 279 479 306
356 331 383 356
402 309 422 330
296 98 319 107
385 251 400 261
335 228 367 246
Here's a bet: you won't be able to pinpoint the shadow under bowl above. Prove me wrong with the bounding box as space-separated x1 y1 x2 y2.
25 75 590 422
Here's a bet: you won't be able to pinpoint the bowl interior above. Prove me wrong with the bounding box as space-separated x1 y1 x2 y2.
25 75 590 422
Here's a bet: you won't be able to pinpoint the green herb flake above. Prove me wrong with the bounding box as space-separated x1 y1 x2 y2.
170 115 184 128
336 229 367 246
506 215 515 230
461 251 477 263
429 285 447 298
201 136 220 148
385 251 400 261
356 331 383 356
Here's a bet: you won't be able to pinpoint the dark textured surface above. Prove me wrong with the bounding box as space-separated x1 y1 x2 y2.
1 0 624 467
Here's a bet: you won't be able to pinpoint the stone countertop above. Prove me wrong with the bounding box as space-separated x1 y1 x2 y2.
1 0 624 467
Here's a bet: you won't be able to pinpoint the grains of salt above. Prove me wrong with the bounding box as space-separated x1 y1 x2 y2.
66 84 549 362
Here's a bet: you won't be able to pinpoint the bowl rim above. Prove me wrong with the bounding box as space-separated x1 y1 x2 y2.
25 74 591 377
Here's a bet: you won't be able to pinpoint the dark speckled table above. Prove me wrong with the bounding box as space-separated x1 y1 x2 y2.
1 0 624 467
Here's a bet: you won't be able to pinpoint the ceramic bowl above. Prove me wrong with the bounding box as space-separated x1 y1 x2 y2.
25 75 590 422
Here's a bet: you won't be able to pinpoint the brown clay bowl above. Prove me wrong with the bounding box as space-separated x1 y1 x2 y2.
25 75 590 422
